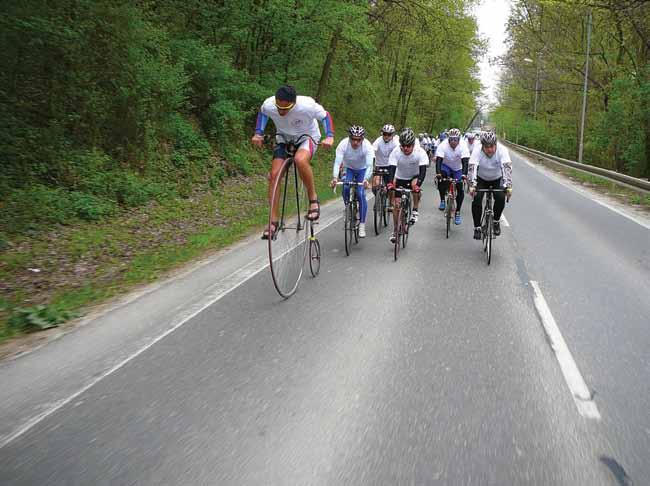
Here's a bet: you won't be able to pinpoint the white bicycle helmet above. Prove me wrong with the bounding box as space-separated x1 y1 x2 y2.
381 124 396 135
480 131 497 145
348 125 366 138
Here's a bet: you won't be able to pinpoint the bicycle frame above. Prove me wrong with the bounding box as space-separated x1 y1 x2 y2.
334 180 364 255
440 177 461 238
392 187 412 261
373 168 390 235
476 188 505 266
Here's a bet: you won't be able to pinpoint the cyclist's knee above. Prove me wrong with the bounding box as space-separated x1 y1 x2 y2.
294 150 312 166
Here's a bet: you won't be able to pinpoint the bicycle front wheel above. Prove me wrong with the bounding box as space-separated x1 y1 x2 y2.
393 207 402 261
268 158 309 298
344 203 352 256
402 200 410 248
486 213 493 265
353 200 360 244
445 193 452 238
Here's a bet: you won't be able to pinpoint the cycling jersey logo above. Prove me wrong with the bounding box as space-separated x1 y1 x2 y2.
291 119 304 128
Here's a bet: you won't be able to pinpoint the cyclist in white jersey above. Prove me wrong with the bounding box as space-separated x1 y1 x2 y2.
331 126 374 237
465 132 478 156
386 128 428 243
252 85 334 239
372 124 399 192
434 127 470 225
468 131 513 239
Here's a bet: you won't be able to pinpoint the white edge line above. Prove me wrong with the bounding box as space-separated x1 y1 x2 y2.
500 215 510 227
530 281 601 420
0 215 341 450
518 153 650 230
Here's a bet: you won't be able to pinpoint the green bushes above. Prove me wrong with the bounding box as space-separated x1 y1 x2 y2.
0 186 114 232
8 305 77 332
0 174 175 234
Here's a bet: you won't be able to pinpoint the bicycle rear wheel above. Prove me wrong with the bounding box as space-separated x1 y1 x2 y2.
268 158 309 298
344 203 352 256
381 191 389 227
393 207 401 261
309 229 321 277
445 192 452 238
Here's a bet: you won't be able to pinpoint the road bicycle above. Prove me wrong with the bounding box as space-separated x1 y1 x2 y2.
334 181 364 256
267 134 321 298
477 188 505 266
392 187 412 261
439 177 464 239
372 167 390 235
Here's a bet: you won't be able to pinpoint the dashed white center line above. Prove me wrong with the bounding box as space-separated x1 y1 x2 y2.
530 281 601 420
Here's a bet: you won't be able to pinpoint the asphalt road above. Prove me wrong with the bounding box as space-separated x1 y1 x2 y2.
0 149 647 485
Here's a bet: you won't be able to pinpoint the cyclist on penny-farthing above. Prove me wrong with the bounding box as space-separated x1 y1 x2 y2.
386 128 429 243
468 131 513 240
252 85 335 239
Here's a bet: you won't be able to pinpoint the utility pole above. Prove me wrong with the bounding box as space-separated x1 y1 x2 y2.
578 10 592 164
533 59 540 117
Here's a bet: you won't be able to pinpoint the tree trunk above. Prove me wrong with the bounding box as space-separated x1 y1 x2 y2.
316 28 341 101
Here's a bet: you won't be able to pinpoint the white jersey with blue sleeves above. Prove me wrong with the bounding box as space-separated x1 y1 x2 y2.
333 138 374 179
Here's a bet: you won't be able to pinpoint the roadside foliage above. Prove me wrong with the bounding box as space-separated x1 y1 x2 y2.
491 0 649 178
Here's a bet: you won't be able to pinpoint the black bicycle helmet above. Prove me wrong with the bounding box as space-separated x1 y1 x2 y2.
399 128 416 146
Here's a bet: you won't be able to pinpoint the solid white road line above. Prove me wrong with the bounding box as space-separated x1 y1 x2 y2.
500 215 510 227
0 213 342 450
530 281 601 420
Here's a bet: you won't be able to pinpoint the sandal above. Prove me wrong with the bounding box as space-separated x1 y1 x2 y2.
306 199 320 221
261 221 279 240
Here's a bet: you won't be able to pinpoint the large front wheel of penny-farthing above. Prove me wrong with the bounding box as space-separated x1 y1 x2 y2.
268 158 309 298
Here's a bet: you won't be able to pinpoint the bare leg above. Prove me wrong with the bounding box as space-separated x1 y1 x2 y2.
268 157 287 223
294 148 318 215
413 192 421 211
392 193 400 229
372 174 380 192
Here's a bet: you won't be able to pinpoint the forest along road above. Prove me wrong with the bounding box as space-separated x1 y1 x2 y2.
0 149 648 485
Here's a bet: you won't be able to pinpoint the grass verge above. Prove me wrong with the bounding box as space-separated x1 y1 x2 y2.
0 151 337 344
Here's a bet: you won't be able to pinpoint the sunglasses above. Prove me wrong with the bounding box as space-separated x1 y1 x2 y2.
401 144 414 149
275 101 295 111
448 137 460 142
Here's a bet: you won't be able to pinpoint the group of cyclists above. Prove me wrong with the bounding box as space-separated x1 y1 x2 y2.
252 85 513 246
